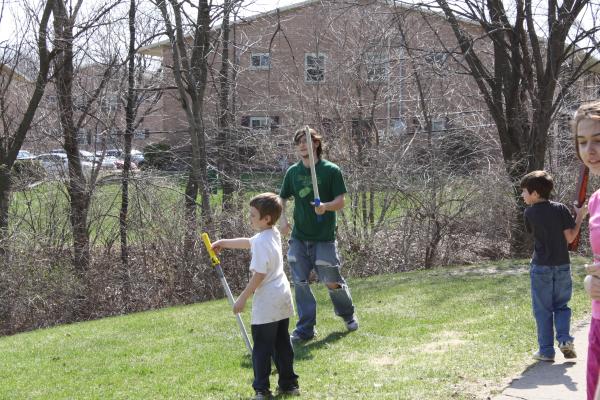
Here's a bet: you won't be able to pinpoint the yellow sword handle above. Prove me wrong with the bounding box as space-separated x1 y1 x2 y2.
201 233 221 266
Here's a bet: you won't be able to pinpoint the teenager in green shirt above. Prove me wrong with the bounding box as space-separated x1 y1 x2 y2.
279 127 358 341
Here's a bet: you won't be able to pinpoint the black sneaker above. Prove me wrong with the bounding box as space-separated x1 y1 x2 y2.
290 330 315 342
276 386 300 396
253 390 272 400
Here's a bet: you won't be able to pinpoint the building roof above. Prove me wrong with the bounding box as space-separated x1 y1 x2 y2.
138 0 600 76
139 0 404 56
0 47 37 82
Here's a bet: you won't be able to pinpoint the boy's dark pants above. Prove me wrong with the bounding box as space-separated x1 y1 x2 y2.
251 318 298 392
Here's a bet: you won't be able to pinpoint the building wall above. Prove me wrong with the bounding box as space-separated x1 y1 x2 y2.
151 1 495 170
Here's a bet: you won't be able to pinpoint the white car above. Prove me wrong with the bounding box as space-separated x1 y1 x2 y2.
36 153 68 175
101 148 144 166
79 150 95 161
94 152 120 170
36 153 94 176
130 149 144 166
17 150 36 160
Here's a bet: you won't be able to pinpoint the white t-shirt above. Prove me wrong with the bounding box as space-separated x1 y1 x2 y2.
249 228 294 325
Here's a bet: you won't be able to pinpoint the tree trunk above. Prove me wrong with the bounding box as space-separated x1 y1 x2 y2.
69 189 91 270
156 0 212 263
0 0 55 253
0 166 10 255
119 0 137 294
217 1 235 216
53 0 91 273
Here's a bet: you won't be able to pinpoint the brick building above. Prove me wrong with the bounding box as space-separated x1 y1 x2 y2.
139 0 600 173
137 0 493 168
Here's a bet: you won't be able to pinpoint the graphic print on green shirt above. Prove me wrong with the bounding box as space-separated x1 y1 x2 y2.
297 175 321 199
279 159 347 242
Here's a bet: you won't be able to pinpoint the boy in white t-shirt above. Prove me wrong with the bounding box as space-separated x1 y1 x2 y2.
212 193 299 400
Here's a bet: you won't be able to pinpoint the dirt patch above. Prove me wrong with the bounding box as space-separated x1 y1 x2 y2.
368 354 403 367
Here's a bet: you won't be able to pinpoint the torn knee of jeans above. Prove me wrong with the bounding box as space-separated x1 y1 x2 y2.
326 282 344 290
315 259 331 267
293 279 309 287
288 255 297 263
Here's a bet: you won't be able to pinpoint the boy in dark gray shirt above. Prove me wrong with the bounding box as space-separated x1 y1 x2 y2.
521 170 586 361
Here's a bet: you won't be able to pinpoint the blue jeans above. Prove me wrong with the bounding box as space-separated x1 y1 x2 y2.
530 263 574 357
287 238 355 339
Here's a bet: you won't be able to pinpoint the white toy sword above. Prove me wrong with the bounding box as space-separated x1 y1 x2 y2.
305 126 322 221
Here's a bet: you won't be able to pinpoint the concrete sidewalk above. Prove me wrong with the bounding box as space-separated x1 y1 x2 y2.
493 320 590 400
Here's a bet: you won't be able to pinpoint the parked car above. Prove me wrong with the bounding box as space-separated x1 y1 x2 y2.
114 159 139 170
130 149 144 166
17 150 36 160
102 148 144 167
102 149 121 158
94 152 121 170
79 150 96 162
36 153 68 174
36 153 94 176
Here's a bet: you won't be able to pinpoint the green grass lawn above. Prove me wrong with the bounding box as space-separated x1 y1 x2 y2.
0 258 592 399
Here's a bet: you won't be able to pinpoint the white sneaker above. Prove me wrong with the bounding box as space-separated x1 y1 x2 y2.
533 351 555 362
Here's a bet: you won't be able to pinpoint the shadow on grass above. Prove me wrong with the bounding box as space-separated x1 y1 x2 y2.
239 330 349 370
293 330 350 361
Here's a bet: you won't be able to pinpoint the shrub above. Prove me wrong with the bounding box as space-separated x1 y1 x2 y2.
143 143 173 170
11 160 46 186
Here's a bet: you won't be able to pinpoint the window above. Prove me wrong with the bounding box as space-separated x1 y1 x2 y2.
431 117 447 132
390 118 407 135
250 53 270 69
424 51 449 68
250 116 271 130
95 131 104 144
76 128 89 145
305 53 326 82
74 94 89 111
366 53 389 82
101 94 118 112
134 129 149 140
241 116 280 132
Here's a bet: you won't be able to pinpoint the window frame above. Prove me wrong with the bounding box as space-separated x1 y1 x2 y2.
250 53 271 70
431 117 447 132
76 128 89 145
100 94 118 113
304 53 327 83
365 52 389 82
250 116 271 130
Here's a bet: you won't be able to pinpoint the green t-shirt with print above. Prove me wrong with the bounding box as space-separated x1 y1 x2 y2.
279 159 347 242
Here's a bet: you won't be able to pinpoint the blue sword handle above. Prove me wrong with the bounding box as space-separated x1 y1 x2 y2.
314 198 323 222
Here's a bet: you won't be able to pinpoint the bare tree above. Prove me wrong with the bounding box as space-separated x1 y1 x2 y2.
428 0 600 255
0 0 56 254
153 0 214 291
215 0 243 217
51 0 120 272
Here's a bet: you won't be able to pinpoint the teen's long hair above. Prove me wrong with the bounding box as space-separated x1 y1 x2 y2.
573 100 600 160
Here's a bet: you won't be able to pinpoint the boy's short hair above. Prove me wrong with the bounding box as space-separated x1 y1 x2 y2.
520 170 553 200
293 127 324 158
573 100 600 160
250 192 282 226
